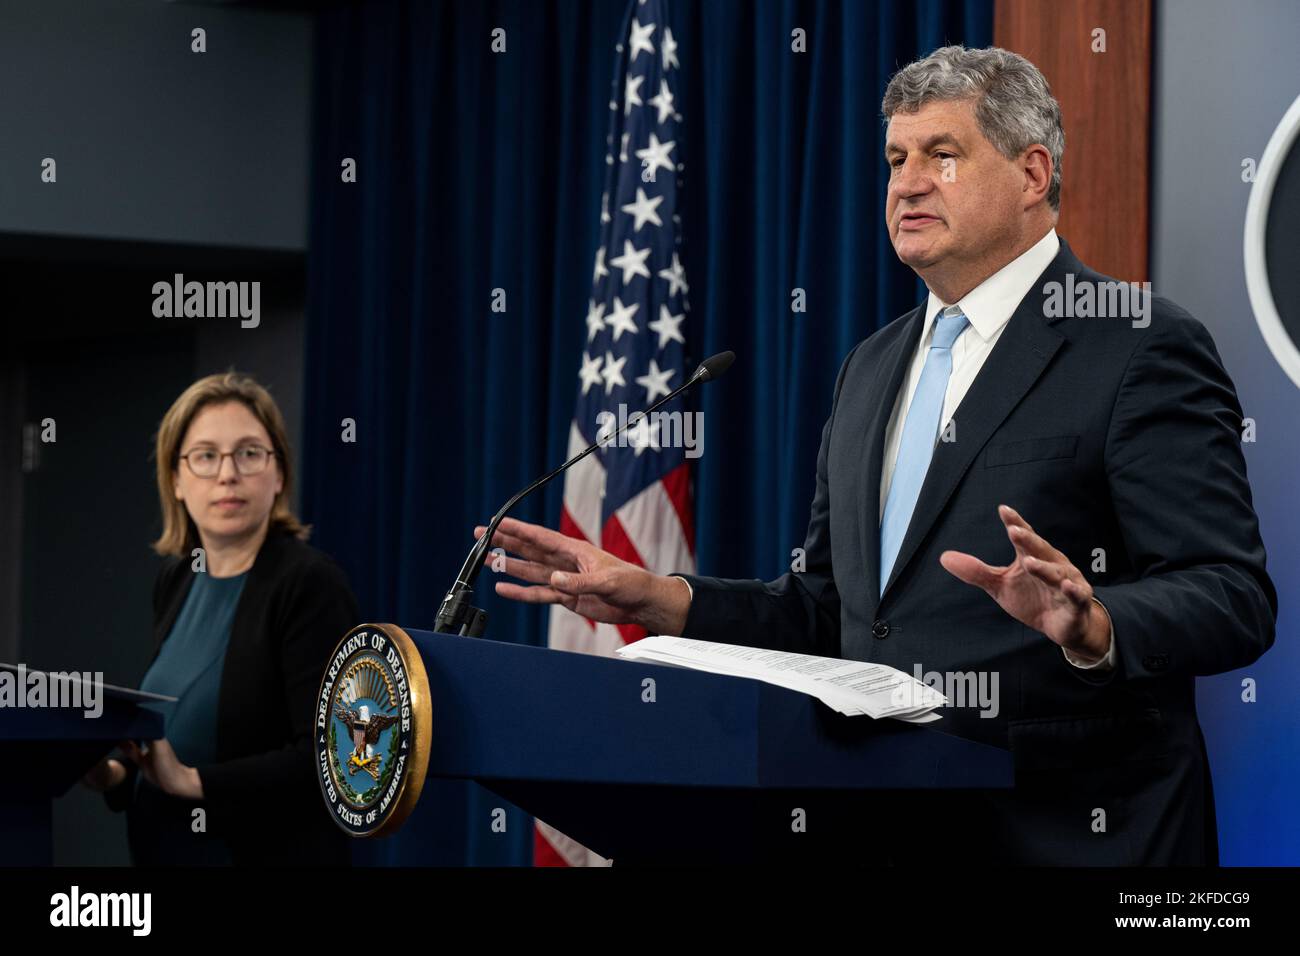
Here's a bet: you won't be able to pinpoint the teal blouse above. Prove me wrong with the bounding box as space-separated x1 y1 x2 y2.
132 568 247 864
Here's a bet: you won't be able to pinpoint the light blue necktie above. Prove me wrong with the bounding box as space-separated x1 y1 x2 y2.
879 306 970 592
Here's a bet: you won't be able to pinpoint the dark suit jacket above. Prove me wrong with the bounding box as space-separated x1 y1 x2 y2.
680 237 1277 865
105 527 360 865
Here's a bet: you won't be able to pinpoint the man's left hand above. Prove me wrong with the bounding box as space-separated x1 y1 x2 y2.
939 504 1111 663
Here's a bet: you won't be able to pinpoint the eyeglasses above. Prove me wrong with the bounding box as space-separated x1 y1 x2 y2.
178 445 277 478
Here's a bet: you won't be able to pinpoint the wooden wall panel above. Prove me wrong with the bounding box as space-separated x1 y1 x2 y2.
995 0 1151 281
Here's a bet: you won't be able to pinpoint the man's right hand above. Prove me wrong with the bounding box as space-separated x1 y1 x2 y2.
474 517 693 636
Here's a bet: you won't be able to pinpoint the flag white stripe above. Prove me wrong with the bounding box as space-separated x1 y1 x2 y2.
535 818 611 867
561 421 604 545
615 478 695 577
548 606 626 657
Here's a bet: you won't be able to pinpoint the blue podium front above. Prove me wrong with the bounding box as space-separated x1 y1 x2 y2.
403 629 1014 863
0 672 165 866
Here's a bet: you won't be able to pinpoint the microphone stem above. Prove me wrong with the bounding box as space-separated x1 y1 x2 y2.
452 368 704 591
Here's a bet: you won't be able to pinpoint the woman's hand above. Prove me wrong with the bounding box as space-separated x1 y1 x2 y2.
121 738 205 800
81 756 127 792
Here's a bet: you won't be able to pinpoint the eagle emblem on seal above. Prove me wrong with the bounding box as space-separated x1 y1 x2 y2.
333 702 400 782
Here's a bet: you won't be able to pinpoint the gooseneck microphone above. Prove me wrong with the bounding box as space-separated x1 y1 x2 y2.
434 350 735 637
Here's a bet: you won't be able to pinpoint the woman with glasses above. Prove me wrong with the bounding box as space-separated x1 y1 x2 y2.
82 371 358 865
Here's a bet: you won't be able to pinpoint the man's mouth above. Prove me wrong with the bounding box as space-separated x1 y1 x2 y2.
899 212 942 230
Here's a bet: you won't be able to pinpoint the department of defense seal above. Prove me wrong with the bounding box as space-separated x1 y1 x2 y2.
316 623 431 837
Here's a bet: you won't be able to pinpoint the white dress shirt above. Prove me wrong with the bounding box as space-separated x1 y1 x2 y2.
878 228 1116 671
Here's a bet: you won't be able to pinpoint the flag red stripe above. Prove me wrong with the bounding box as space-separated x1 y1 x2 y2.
601 512 645 566
533 827 570 867
601 514 649 644
660 461 695 556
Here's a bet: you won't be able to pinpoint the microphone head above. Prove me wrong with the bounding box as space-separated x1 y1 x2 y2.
694 350 735 383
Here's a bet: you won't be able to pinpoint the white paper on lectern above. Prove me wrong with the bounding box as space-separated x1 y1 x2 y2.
615 636 947 722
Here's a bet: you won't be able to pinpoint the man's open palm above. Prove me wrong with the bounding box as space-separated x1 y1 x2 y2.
476 517 660 626
939 504 1106 657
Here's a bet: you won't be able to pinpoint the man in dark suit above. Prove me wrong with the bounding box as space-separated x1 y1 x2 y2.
480 46 1276 864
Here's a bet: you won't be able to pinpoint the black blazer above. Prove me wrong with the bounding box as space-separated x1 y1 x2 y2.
105 527 360 865
680 237 1277 865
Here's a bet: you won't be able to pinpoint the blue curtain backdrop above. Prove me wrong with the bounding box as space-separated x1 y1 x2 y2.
303 0 991 865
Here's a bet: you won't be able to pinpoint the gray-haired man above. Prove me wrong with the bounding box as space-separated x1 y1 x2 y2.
480 46 1275 865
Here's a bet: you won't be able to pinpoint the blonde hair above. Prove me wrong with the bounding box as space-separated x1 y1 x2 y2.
152 371 310 556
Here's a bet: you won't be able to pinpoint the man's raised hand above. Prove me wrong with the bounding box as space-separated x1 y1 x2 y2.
474 516 692 635
939 504 1112 662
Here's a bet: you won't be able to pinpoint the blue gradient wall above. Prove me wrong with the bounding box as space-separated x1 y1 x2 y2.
1152 0 1300 865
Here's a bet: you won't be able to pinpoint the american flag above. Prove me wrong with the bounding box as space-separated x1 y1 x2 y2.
535 0 693 868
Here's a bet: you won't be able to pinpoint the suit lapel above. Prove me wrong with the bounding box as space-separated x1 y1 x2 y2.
859 305 924 606
876 240 1080 602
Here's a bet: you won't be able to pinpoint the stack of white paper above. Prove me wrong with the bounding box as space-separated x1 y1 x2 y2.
615 636 946 723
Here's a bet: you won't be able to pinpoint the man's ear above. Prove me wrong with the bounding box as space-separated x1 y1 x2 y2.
1021 144 1053 208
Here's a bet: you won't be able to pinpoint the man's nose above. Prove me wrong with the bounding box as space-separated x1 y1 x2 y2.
891 158 934 199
